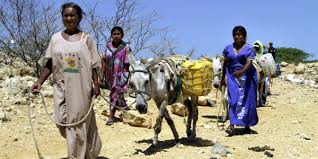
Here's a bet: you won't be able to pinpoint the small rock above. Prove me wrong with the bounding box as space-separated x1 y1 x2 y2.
297 133 311 140
199 150 205 154
30 103 36 108
171 103 188 116
31 114 36 119
292 78 302 84
13 138 18 142
119 110 152 129
0 110 7 122
264 151 274 158
307 63 316 68
204 125 212 129
294 63 306 74
286 74 295 82
25 128 31 134
227 153 233 158
291 120 302 124
5 107 12 112
212 142 230 157
281 61 289 67
198 96 215 106
248 145 275 152
42 89 53 98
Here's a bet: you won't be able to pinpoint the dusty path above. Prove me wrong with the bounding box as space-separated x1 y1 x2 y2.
0 78 317 159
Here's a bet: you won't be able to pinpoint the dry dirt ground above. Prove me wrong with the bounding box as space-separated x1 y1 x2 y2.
0 78 318 159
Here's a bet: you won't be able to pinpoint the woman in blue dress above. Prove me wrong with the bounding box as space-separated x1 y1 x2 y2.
220 26 258 136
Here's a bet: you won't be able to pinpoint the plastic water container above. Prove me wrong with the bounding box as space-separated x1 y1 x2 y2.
258 53 276 76
181 58 213 96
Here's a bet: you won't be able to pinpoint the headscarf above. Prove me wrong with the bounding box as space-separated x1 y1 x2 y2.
253 40 264 60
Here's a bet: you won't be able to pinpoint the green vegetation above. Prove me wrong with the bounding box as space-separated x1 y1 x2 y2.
276 47 312 64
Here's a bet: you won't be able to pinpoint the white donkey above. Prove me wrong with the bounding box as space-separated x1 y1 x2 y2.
212 57 229 122
128 55 199 146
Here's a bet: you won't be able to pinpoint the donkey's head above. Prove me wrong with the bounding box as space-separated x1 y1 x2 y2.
212 56 223 89
128 54 162 114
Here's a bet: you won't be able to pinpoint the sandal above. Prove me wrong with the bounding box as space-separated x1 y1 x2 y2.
225 125 235 136
106 118 115 126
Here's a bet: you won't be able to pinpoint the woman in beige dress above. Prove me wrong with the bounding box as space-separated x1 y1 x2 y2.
31 2 102 158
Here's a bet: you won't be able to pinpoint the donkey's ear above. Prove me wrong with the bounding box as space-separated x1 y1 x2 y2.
202 55 212 62
129 65 134 72
127 53 136 66
140 58 148 64
145 55 163 69
219 55 225 62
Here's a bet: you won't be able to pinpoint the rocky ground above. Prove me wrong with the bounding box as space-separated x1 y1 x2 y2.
0 61 318 159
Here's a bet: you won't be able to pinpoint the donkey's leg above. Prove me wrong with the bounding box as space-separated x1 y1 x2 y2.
190 96 199 141
258 80 264 107
222 88 229 121
258 71 265 107
153 100 167 146
184 99 193 138
163 109 179 143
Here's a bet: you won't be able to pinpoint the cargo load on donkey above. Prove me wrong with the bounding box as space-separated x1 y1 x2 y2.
181 57 213 96
163 55 213 97
258 53 277 76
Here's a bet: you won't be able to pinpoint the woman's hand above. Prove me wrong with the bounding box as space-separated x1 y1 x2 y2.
220 78 226 86
93 84 101 96
31 82 42 94
233 69 245 78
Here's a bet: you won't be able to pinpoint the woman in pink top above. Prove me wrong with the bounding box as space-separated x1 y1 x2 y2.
101 26 131 125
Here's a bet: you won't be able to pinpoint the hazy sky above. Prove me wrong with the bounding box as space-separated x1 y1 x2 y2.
51 0 318 59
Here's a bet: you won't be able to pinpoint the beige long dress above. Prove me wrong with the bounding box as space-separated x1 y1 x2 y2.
45 32 102 159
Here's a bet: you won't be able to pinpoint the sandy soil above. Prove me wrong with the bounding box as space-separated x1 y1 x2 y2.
0 78 318 159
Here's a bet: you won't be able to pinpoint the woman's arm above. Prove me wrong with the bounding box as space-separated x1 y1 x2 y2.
87 35 101 96
92 68 99 86
92 68 100 96
234 58 252 78
100 58 105 84
31 59 52 93
243 58 252 71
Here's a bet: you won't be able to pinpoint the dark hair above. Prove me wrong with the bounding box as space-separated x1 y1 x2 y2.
111 26 124 36
61 2 85 21
232 25 247 39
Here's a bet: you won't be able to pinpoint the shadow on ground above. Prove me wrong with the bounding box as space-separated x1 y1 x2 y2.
225 128 258 137
133 137 213 155
97 157 111 159
201 115 219 120
62 156 109 159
